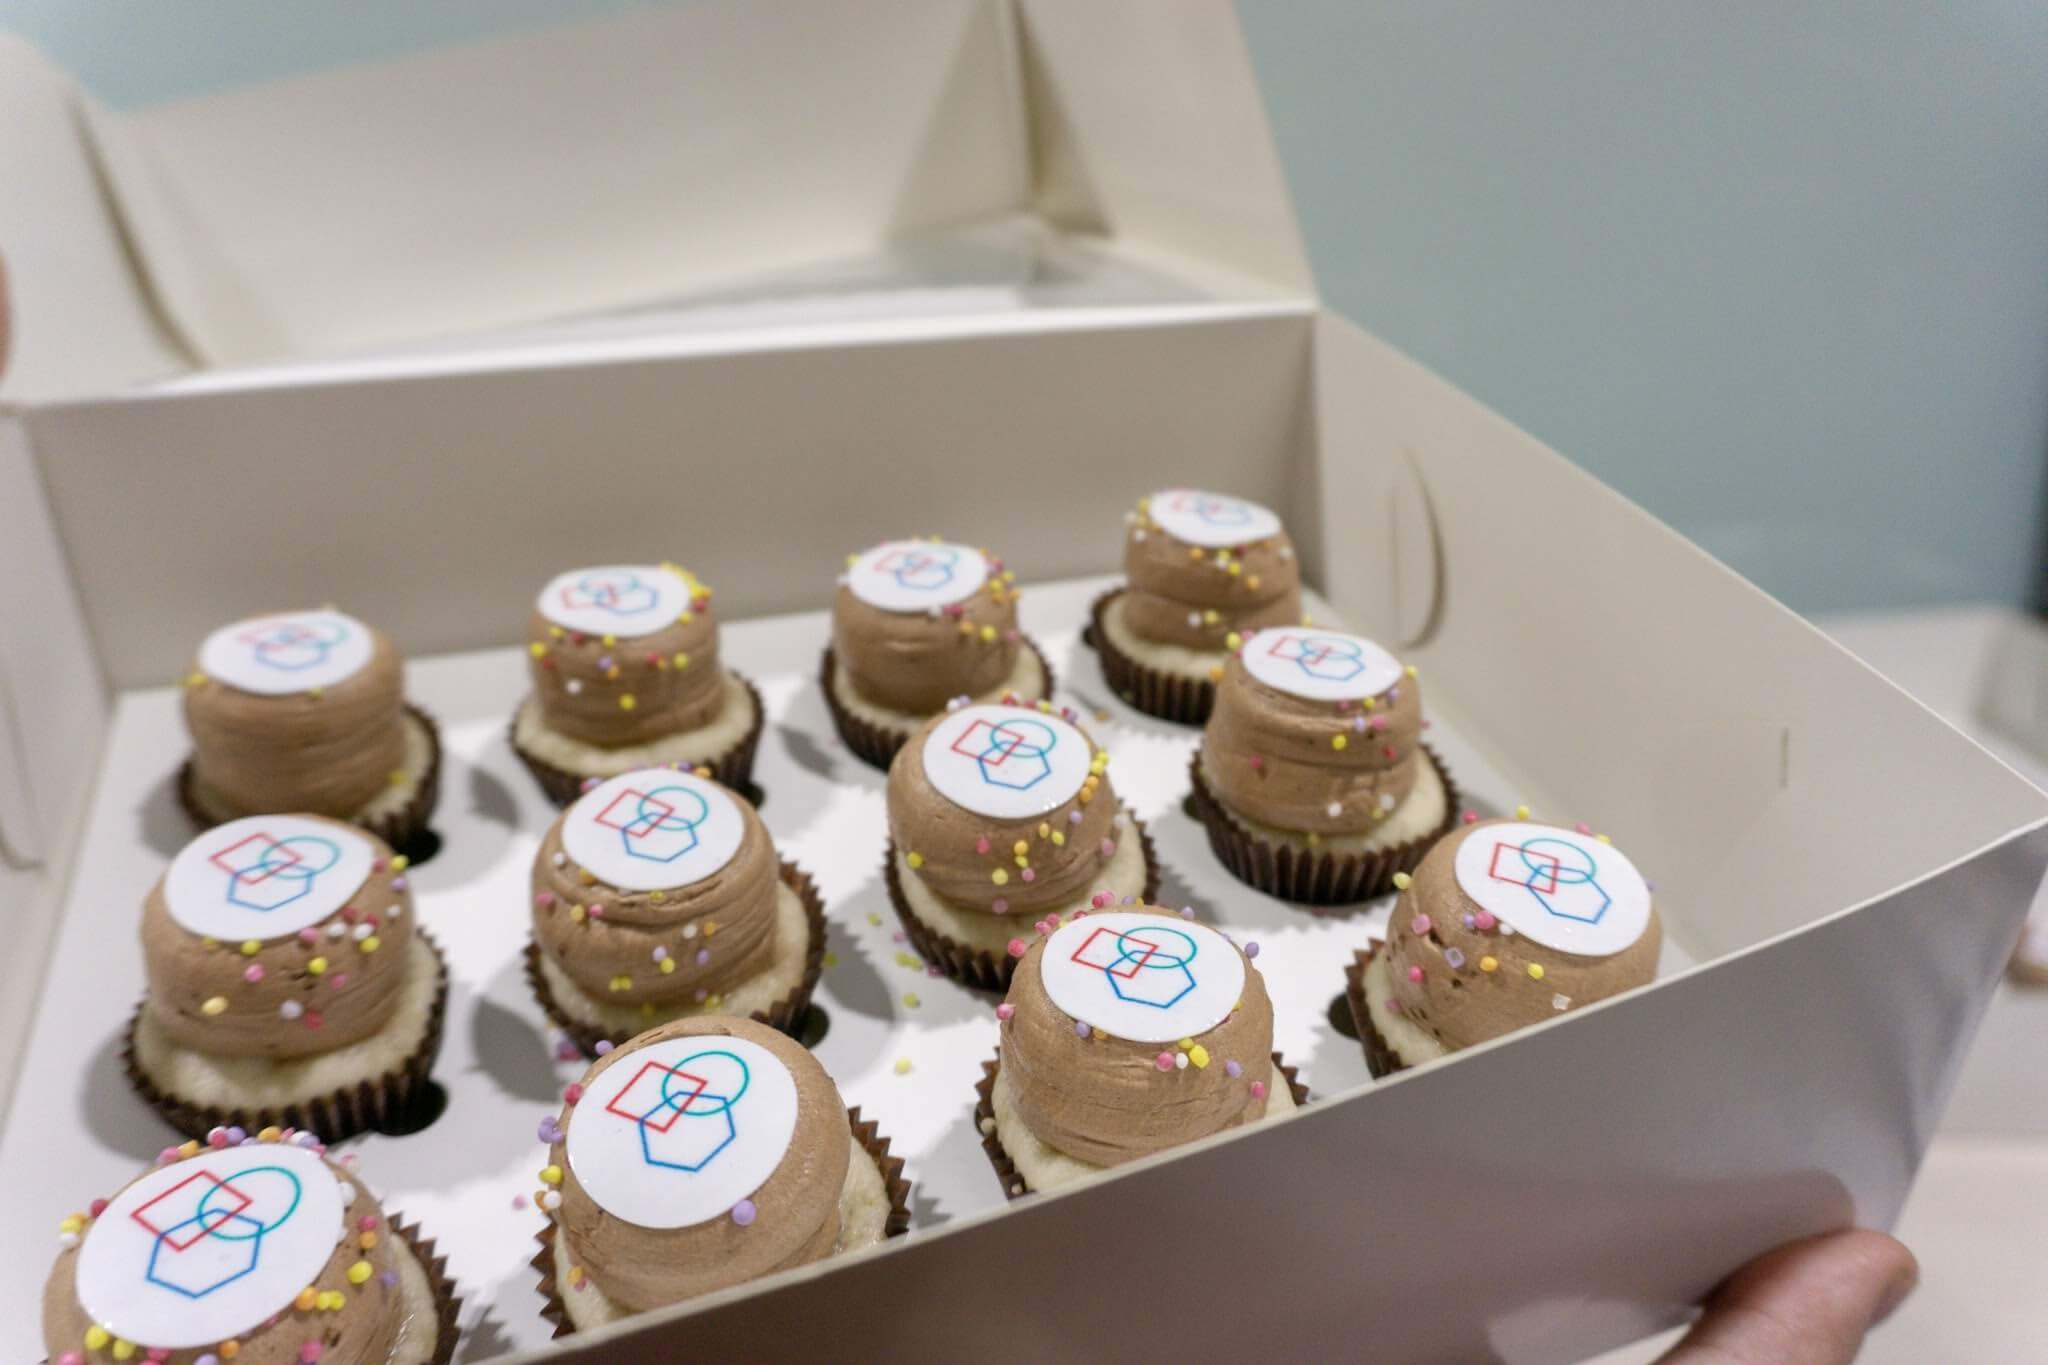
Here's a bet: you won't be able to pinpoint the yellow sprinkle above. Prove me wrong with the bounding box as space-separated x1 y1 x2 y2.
1038 822 1051 838
1306 831 1321 847
295 1288 318 1311
320 1291 345 1311
184 671 207 688
1514 804 1531 819
1208 664 1225 682
868 913 883 926
1527 963 1546 980
220 1341 240 1358
539 1164 563 1185
824 952 838 968
85 1326 111 1350
601 634 616 646
1051 831 1066 846
1014 854 1029 868
388 769 406 785
1405 664 1418 677
906 850 925 869
676 651 692 668
257 1127 282 1142
347 1259 373 1285
846 553 860 567
112 1339 136 1360
619 693 636 710
1331 735 1348 751
992 868 1009 885
1596 833 1612 844
307 687 323 699
1013 840 1029 856
957 620 974 636
528 642 547 657
903 992 921 1008
1480 956 1499 973
569 904 587 923
895 952 922 969
307 957 328 976
703 920 718 936
1247 574 1262 591
59 1213 84 1234
389 855 410 872
549 625 564 638
1391 871 1413 891
1225 632 1243 649
1189 1044 1211 1069
894 1057 913 1075
1202 609 1220 625
1362 696 1377 711
1178 1037 1195 1050
608 975 631 992
1188 546 1204 560
239 938 262 956
179 1139 201 1158
979 625 997 643
358 1231 378 1250
358 935 380 954
1227 562 1243 577
201 996 228 1016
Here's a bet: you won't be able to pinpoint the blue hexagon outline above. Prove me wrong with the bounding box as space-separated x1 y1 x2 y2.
144 1211 265 1299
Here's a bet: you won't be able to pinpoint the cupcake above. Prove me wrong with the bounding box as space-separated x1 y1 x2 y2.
1347 817 1662 1076
178 609 441 852
525 768 824 1057
821 538 1052 768
42 1131 459 1364
530 1016 910 1334
973 907 1306 1197
884 701 1159 990
511 563 764 805
125 815 448 1142
1187 626 1457 903
1087 488 1304 724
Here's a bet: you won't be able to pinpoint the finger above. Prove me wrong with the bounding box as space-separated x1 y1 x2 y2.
1659 1229 1918 1365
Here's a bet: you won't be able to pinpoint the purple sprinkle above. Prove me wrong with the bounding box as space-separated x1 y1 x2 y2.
593 1040 614 1055
731 1199 757 1227
554 1040 582 1061
1225 1059 1243 1078
537 1117 564 1144
379 1270 400 1288
1444 947 1466 969
1074 1021 1091 1038
1244 942 1260 959
1068 811 1083 824
224 1125 247 1143
389 877 408 891
1179 906 1195 920
696 949 711 966
1461 913 1476 930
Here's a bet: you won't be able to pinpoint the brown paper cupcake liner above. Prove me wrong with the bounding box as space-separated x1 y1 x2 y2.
510 670 768 808
1344 944 1407 1080
525 861 828 1058
972 1049 1310 1201
884 816 1162 993
1081 587 1218 726
819 638 1058 773
1185 744 1461 905
531 1103 912 1338
122 930 451 1143
177 702 445 855
390 1212 464 1365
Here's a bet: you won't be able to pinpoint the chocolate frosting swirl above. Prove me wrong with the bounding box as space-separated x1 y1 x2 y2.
830 550 1020 713
549 1017 849 1311
1200 645 1423 833
43 1148 410 1365
886 705 1121 917
1000 908 1275 1165
1380 820 1662 1051
1120 504 1302 650
527 567 725 747
184 623 404 818
141 817 417 1060
531 786 779 1007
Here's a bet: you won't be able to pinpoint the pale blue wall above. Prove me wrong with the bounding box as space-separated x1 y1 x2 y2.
8 0 2045 614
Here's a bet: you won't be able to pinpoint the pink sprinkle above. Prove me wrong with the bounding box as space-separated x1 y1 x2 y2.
995 1003 1016 1021
1248 755 1264 770
1020 867 1036 883
1462 809 1478 824
1386 998 1404 1014
991 898 1008 913
1091 892 1113 908
1383 745 1398 761
975 836 991 855
535 891 557 908
298 928 319 944
1408 966 1424 983
157 1146 180 1165
564 1083 584 1104
1099 839 1116 858
1250 1081 1268 1100
1576 821 1592 835
59 1354 83 1365
512 1194 527 1210
301 1344 324 1363
1006 939 1027 958
358 1215 377 1231
243 964 265 983
89 1198 108 1218
1410 915 1432 935
645 651 661 665
303 1010 323 1030
329 973 348 989
588 905 605 918
1370 714 1389 731
1473 911 1497 931
554 1040 582 1061
1155 1053 1175 1071
207 1127 229 1148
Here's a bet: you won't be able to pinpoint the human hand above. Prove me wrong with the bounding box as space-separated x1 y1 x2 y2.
1658 1229 1917 1364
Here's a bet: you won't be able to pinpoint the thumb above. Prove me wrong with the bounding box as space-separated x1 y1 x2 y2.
1658 1229 1917 1365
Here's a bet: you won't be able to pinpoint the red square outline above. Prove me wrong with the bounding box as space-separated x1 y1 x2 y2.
948 719 1028 769
1069 926 1159 980
208 833 303 888
1488 841 1562 895
592 789 677 844
132 1170 254 1251
603 1060 711 1134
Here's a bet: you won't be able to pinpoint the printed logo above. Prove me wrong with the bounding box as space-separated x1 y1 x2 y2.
206 831 345 914
558 570 663 618
132 1165 304 1301
921 704 1092 819
1067 922 1199 1010
1263 632 1370 684
870 545 959 593
1485 836 1613 926
602 1050 751 1174
1038 911 1246 1044
590 784 711 866
947 715 1060 792
1450 822 1653 957
235 618 351 674
844 540 989 611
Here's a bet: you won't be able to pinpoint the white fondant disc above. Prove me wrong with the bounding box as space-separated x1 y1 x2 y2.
561 769 745 892
198 610 373 695
537 564 694 637
844 540 989 612
163 816 375 942
1040 911 1246 1044
921 704 1091 820
1240 627 1403 703
75 1144 347 1350
1452 822 1653 957
566 1034 800 1229
1146 487 1283 548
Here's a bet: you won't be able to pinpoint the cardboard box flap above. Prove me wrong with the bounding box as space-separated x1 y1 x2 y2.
1313 311 2048 959
0 0 1311 397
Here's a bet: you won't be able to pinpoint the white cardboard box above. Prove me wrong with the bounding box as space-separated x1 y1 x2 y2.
3 3 2045 1361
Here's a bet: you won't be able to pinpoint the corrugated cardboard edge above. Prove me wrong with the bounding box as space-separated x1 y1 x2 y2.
121 929 450 1142
972 1049 1311 1201
509 671 767 808
1081 587 1216 725
1343 945 1405 1080
531 1103 912 1338
1185 746 1460 904
883 817 1162 992
525 860 827 1059
390 1212 464 1365
819 639 1056 772
177 701 444 855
